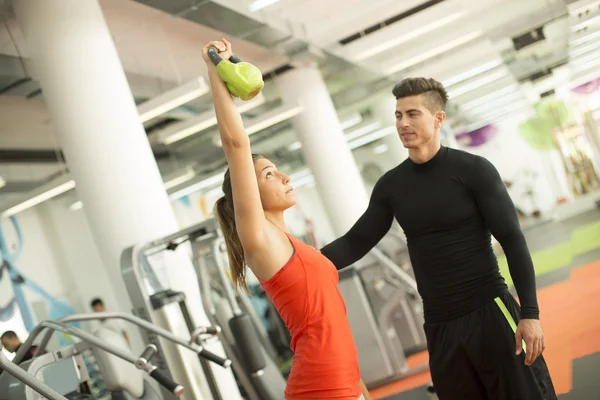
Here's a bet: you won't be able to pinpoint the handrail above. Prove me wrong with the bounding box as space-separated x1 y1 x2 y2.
369 247 419 295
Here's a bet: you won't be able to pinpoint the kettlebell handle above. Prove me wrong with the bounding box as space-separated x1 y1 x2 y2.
207 46 242 66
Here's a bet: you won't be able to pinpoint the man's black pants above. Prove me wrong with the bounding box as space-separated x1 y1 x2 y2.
424 292 557 399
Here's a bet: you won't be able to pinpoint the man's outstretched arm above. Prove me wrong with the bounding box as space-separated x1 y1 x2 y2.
321 176 395 270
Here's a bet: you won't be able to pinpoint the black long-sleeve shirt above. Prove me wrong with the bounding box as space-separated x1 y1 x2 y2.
321 146 539 323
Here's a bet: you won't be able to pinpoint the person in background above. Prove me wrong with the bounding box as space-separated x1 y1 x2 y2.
1 330 38 363
90 298 130 346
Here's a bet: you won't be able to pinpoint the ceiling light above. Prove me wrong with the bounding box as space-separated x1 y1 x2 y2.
447 69 509 99
373 144 388 154
385 31 482 75
161 94 266 145
344 121 383 141
442 59 503 87
245 104 303 135
163 169 196 190
571 55 600 72
355 12 465 61
460 84 520 111
348 126 396 149
571 14 600 31
568 0 600 16
339 113 363 130
570 29 600 46
69 201 83 211
569 39 600 58
0 177 5 189
2 177 76 217
249 0 281 12
137 78 209 123
288 141 302 151
169 173 225 201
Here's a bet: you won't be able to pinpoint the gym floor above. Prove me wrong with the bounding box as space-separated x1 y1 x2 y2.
370 208 600 400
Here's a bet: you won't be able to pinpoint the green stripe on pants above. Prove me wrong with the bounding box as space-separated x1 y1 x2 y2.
494 297 527 353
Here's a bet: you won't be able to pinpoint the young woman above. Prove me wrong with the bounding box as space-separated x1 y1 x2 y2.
202 39 371 400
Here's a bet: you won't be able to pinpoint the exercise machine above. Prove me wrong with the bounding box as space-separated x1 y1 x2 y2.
338 240 429 389
122 218 286 400
0 344 67 400
0 316 207 400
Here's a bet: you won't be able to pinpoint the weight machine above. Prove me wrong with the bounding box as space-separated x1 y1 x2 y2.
0 313 226 400
122 218 286 400
338 237 429 389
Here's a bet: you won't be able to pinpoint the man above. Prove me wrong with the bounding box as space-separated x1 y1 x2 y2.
90 298 130 346
0 331 38 363
321 78 557 399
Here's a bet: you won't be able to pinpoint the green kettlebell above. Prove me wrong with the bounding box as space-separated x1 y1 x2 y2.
207 47 264 101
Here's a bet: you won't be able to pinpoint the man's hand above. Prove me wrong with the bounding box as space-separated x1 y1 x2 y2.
515 318 546 366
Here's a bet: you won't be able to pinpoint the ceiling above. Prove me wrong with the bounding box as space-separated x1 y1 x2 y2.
1 0 600 210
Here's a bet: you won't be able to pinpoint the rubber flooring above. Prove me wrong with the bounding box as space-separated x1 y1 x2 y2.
371 208 600 400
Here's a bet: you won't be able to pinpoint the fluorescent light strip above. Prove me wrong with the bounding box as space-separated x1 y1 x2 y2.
569 39 600 58
373 144 389 154
249 0 281 12
447 70 508 99
572 14 600 32
474 100 530 122
569 0 600 16
162 95 266 145
385 31 482 75
571 55 600 72
460 84 520 111
245 105 303 135
2 180 76 217
138 78 209 123
339 114 363 130
169 173 225 201
72 169 197 210
355 12 465 61
344 121 383 141
287 114 365 151
348 126 396 149
570 29 600 46
163 169 196 190
288 141 302 151
442 59 503 87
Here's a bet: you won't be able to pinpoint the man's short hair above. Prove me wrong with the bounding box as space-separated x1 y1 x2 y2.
1 331 17 341
90 298 104 308
392 77 449 113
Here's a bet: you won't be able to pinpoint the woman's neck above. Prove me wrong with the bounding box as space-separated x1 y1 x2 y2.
265 211 287 232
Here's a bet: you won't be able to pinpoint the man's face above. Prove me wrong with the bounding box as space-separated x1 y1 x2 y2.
395 94 445 149
92 304 105 313
1 336 20 353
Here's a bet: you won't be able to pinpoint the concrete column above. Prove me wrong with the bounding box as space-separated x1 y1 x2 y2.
13 1 240 397
277 67 369 235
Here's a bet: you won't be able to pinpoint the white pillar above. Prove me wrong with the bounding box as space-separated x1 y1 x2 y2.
372 95 409 166
277 67 369 235
13 0 179 314
13 1 240 398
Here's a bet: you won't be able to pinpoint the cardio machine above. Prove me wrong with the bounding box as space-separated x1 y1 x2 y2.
122 218 287 400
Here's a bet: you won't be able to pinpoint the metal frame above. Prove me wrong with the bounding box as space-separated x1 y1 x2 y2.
0 346 67 400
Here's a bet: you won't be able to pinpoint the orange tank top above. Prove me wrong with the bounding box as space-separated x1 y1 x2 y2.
259 233 361 400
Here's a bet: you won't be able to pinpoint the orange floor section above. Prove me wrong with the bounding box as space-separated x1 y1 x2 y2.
371 260 600 399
